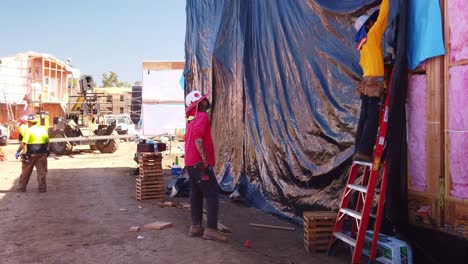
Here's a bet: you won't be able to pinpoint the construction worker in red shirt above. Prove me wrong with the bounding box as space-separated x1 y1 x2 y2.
353 0 389 162
184 90 226 242
15 114 49 192
18 116 29 142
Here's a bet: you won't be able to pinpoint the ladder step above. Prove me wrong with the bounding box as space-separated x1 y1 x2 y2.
353 160 372 167
348 184 381 196
348 184 368 193
333 232 356 247
340 208 362 220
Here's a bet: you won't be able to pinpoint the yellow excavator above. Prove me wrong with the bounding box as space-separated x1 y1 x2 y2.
47 75 132 155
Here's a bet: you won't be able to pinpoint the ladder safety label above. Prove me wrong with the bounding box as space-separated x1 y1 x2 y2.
379 137 385 145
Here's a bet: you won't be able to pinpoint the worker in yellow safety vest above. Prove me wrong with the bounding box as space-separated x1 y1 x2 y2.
15 114 50 193
353 0 389 162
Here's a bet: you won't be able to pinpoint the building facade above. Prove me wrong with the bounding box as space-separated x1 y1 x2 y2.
0 51 80 125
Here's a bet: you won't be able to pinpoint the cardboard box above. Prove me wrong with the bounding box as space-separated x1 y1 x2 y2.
363 231 413 264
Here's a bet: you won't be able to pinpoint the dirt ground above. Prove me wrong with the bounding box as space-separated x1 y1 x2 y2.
0 141 347 264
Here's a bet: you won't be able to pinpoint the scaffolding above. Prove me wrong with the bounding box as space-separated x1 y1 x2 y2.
0 53 29 123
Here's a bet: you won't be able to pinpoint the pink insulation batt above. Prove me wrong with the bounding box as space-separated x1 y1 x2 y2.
408 74 427 191
448 66 468 199
448 0 468 62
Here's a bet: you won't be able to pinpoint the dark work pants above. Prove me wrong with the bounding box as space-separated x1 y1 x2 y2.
187 166 219 229
355 96 380 157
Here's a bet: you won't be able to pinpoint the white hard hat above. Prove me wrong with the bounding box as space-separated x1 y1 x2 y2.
185 90 208 107
354 15 369 32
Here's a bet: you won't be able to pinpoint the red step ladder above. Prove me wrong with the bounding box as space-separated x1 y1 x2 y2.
327 73 393 263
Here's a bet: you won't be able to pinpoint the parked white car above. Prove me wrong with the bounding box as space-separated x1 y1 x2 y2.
0 124 9 146
103 114 136 138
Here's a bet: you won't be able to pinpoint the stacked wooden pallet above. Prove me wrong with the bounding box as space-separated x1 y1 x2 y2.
303 211 336 253
136 152 165 201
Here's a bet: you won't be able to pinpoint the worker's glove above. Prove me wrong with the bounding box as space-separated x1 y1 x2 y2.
15 151 21 159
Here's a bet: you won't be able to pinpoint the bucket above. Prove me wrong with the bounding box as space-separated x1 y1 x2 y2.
171 165 182 175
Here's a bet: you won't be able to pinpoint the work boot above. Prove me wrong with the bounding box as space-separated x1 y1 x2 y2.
203 228 226 242
15 187 26 192
188 225 204 237
38 189 46 193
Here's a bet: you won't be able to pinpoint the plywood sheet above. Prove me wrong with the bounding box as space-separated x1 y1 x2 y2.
142 69 184 102
142 104 185 136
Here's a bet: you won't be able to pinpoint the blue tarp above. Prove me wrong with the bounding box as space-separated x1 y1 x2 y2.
407 0 445 70
314 0 375 13
184 0 403 222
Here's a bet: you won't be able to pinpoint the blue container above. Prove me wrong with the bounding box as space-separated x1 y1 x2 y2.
171 165 182 175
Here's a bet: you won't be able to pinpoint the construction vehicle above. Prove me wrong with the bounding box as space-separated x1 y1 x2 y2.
47 75 135 155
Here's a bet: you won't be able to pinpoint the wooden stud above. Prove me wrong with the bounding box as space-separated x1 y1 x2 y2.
142 61 184 70
425 56 445 197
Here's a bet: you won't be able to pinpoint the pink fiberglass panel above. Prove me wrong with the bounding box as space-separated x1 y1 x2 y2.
448 66 468 198
448 0 468 62
407 74 427 191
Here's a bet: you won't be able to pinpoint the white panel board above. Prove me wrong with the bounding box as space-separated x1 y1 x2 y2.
141 67 185 136
142 69 184 101
142 104 185 136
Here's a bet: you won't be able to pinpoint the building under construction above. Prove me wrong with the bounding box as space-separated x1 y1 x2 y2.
0 51 80 131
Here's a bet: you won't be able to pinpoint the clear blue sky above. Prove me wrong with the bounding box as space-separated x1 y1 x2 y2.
0 0 186 85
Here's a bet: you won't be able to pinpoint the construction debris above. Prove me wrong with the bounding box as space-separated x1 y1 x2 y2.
143 222 173 230
158 201 176 207
249 223 295 231
129 226 140 232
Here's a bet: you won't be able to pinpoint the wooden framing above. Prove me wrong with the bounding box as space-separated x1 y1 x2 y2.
407 0 468 235
425 56 445 196
441 0 467 236
408 191 441 228
443 0 467 204
142 61 184 71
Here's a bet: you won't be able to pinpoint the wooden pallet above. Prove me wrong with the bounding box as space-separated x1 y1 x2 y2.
139 153 163 179
136 173 165 201
139 167 163 176
303 211 336 253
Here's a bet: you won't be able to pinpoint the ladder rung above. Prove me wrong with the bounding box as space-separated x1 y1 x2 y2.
353 160 372 167
348 184 368 193
333 232 356 247
340 208 362 220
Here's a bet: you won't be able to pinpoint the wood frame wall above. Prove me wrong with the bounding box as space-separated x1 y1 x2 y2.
408 0 468 237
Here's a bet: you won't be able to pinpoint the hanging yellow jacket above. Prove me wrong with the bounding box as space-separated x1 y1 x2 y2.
359 0 390 77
